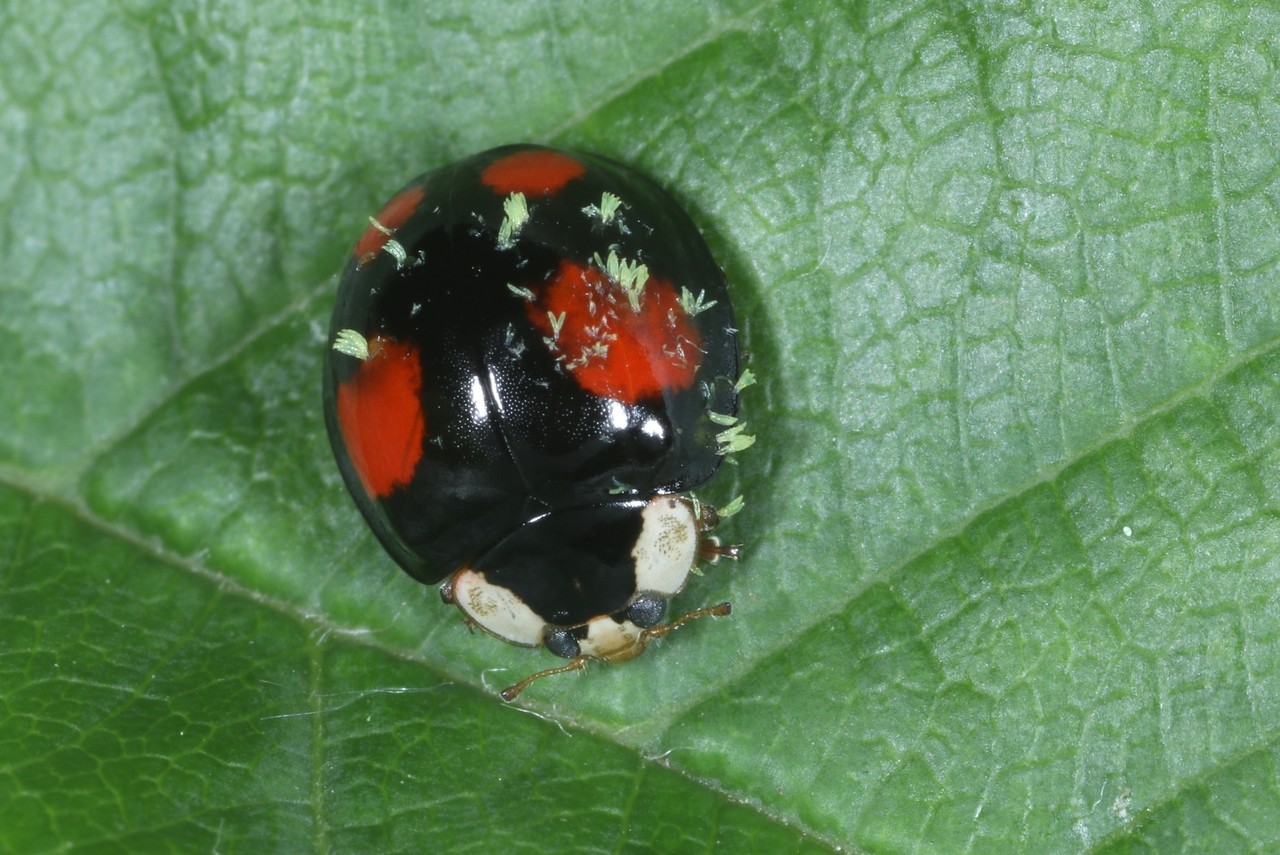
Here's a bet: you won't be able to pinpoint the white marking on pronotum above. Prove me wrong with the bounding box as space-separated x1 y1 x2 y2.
497 192 529 249
332 328 370 360
630 496 699 596
451 567 546 646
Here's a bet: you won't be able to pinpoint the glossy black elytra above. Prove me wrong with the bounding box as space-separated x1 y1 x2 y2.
323 145 752 700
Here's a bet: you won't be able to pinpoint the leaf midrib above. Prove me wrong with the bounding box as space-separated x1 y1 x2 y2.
5 296 1274 855
0 478 851 853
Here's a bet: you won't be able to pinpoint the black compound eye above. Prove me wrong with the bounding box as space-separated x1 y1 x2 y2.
623 593 666 629
544 628 581 660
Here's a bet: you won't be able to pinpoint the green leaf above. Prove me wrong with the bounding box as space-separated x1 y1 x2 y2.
4 1 1280 852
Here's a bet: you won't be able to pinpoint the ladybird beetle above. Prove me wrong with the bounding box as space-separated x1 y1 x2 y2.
323 144 752 700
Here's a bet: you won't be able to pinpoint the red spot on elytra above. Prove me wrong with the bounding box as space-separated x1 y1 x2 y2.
482 150 586 196
337 337 426 498
526 260 701 403
355 185 426 266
